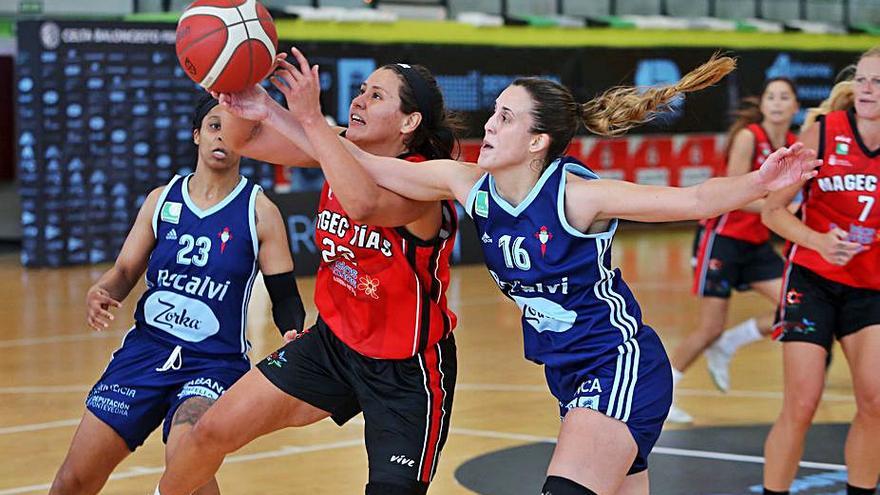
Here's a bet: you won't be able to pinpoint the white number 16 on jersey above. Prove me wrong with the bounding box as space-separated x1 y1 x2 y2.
498 235 531 270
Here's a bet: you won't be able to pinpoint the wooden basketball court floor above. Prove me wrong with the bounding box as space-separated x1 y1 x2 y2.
0 227 856 494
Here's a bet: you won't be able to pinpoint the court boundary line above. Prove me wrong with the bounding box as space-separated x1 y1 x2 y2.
0 423 845 494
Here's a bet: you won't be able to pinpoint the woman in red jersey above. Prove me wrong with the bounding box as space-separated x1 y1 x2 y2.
668 79 800 423
158 61 461 495
761 47 880 495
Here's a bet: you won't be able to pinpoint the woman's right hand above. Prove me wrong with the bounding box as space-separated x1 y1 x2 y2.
86 286 121 331
213 84 275 122
808 227 863 266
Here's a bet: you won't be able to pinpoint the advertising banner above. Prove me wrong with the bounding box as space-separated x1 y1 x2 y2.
15 19 861 268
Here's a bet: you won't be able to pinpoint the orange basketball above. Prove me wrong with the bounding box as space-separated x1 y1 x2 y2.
175 0 278 93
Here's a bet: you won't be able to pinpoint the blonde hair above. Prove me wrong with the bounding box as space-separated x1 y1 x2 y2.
581 54 737 137
802 80 854 129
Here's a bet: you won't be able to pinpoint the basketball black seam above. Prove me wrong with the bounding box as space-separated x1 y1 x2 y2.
177 22 229 59
236 4 255 86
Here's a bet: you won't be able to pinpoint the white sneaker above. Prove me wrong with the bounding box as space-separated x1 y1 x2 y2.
666 404 693 424
705 343 732 393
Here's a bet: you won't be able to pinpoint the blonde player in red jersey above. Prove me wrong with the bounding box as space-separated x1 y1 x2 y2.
158 63 462 495
668 79 799 423
761 46 880 495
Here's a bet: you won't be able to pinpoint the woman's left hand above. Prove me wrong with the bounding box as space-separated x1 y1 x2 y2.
757 142 822 191
270 47 324 124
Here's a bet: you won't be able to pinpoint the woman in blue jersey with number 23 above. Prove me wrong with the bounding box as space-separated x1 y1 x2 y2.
266 49 820 495
49 96 305 495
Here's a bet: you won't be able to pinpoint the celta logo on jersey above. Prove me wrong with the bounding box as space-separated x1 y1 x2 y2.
511 294 577 333
390 454 415 467
160 202 182 224
144 290 220 342
218 227 232 253
817 174 877 192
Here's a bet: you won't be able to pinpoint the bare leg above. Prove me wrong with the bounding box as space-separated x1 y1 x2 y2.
158 368 331 495
750 279 783 336
546 408 639 495
670 296 729 373
165 397 221 495
840 325 880 489
615 470 648 495
49 411 131 495
763 342 826 491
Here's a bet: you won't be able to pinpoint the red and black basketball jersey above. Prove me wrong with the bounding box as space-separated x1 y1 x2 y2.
789 109 880 290
313 153 459 359
705 123 796 244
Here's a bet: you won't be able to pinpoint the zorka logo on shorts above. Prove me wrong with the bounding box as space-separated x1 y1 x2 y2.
708 258 723 271
786 289 803 305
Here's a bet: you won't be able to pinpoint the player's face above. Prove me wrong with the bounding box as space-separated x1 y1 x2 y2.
193 106 242 170
345 68 411 149
854 55 880 120
479 85 537 171
760 80 798 126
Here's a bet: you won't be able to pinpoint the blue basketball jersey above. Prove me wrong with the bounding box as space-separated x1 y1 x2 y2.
134 174 261 356
465 156 646 372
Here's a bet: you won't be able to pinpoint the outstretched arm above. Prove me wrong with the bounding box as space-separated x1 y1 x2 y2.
569 142 821 224
266 49 481 216
214 84 325 168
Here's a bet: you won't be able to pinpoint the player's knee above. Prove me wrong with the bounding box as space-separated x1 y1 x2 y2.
541 475 597 495
365 480 428 495
188 411 238 454
783 395 822 426
856 389 880 420
50 464 97 494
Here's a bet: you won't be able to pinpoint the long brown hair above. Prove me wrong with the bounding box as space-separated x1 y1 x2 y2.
381 63 466 160
513 54 736 170
725 77 797 156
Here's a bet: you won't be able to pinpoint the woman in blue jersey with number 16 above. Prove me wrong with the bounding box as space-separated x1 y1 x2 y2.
49 96 305 495
266 50 820 495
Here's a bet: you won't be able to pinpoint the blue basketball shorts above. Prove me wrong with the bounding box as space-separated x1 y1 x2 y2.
548 326 672 474
85 329 250 451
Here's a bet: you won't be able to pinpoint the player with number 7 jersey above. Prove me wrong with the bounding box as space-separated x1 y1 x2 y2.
787 108 880 290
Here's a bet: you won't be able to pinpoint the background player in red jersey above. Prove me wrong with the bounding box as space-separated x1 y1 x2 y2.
761 46 880 495
668 79 799 423
158 60 462 495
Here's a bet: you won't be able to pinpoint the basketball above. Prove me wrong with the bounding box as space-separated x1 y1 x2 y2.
175 0 278 93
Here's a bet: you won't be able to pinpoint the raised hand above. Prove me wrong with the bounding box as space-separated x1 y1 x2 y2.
269 47 324 124
210 52 287 122
86 286 121 331
757 142 822 191
212 84 275 122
